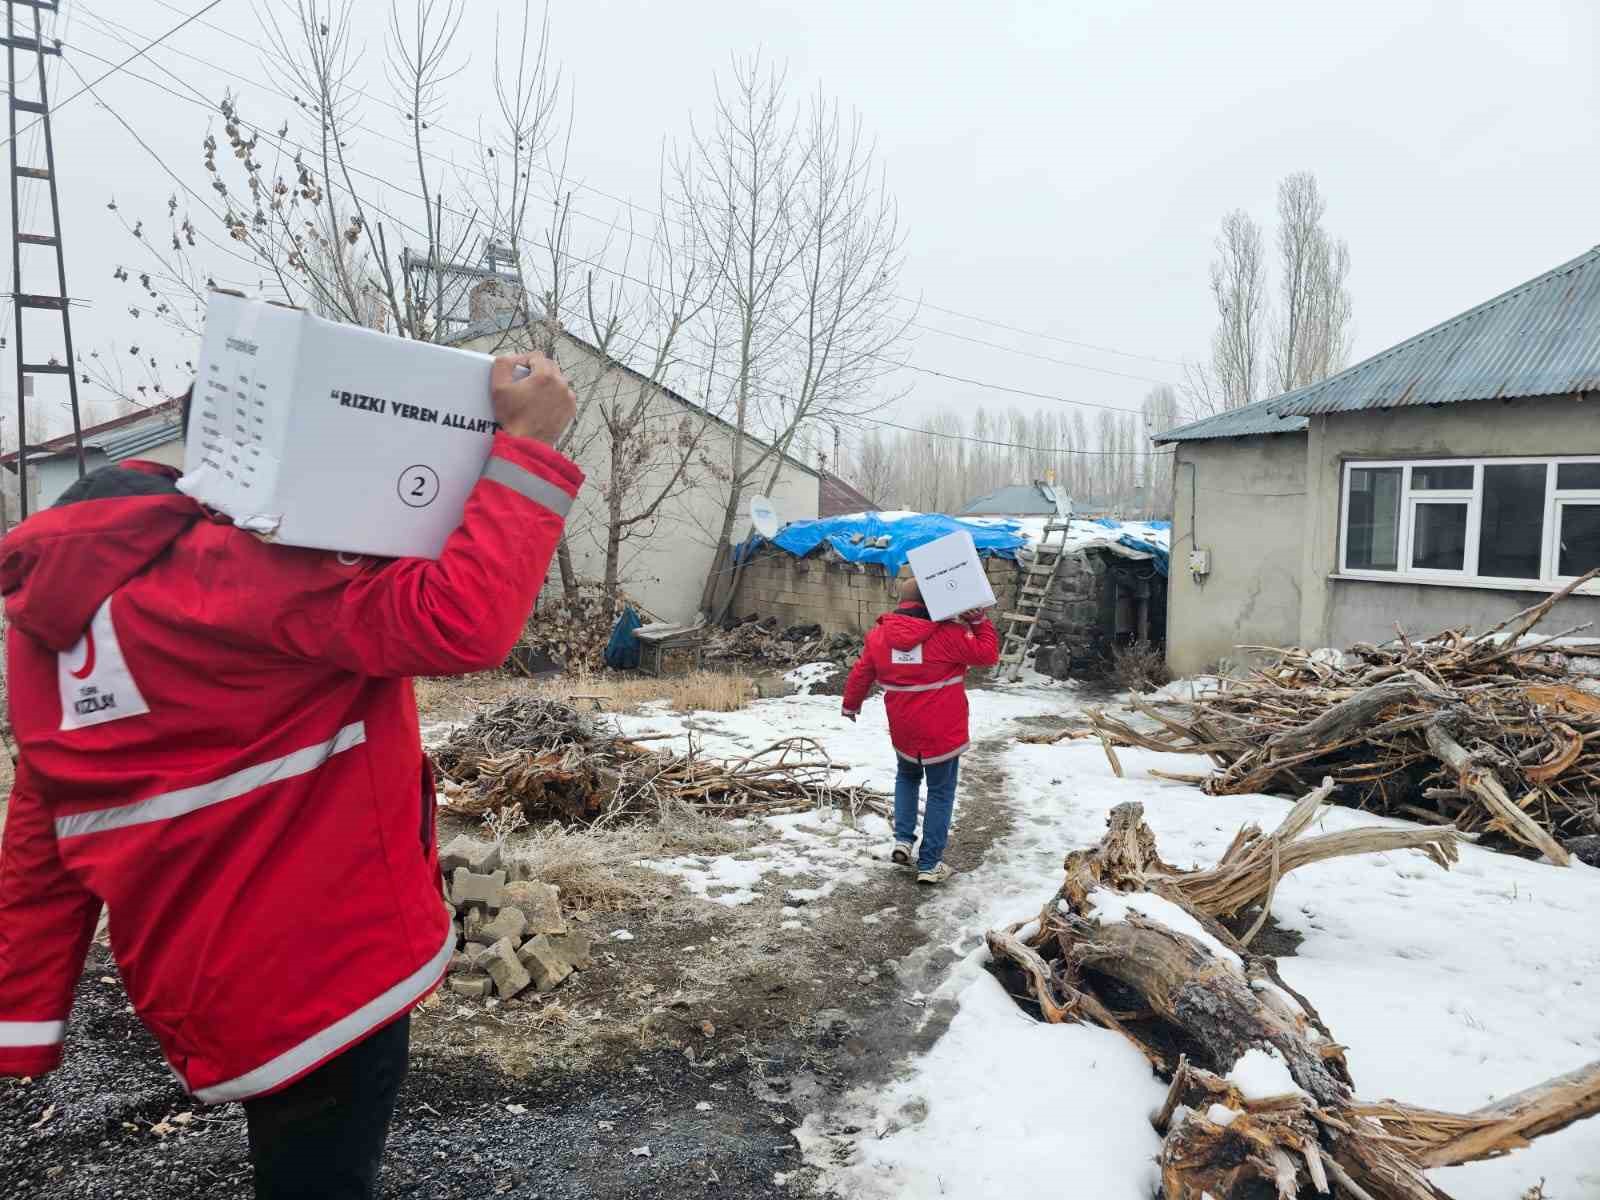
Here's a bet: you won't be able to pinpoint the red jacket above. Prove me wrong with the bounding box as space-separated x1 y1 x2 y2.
842 604 999 764
0 432 581 1103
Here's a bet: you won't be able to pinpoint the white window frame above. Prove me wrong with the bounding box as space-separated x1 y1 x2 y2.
1337 455 1600 594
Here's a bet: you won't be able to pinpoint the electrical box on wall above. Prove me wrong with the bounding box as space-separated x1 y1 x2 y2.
1188 548 1211 578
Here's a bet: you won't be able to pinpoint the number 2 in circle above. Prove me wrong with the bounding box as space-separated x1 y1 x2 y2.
397 464 440 508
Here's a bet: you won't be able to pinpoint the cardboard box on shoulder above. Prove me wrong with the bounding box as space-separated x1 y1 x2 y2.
905 529 996 622
179 290 505 559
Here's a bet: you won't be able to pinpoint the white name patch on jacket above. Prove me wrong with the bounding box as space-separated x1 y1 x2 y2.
891 646 924 665
58 600 151 730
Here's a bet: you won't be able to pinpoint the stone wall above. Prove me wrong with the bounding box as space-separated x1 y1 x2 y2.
1032 549 1112 674
729 549 1021 633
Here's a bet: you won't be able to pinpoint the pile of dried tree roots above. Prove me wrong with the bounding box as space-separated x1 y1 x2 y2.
987 783 1600 1199
1083 573 1600 865
433 697 886 825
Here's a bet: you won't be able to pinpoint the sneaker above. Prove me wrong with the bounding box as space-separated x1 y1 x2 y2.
916 862 954 885
890 842 914 866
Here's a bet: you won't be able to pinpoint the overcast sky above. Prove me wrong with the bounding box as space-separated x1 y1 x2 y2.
5 0 1598 443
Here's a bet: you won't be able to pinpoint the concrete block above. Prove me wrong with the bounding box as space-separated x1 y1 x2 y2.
550 929 593 971
465 906 527 947
450 867 506 910
439 834 502 878
447 975 492 999
483 936 532 998
462 905 486 941
500 880 566 936
517 933 577 992
447 950 473 974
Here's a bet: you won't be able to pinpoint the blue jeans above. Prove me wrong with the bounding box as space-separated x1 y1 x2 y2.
894 756 960 872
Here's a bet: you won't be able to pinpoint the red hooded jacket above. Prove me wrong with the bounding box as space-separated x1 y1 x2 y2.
0 432 581 1103
841 604 999 764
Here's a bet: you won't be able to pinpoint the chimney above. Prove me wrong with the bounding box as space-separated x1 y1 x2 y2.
469 278 522 323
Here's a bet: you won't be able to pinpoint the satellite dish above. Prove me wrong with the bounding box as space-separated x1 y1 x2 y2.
750 495 780 539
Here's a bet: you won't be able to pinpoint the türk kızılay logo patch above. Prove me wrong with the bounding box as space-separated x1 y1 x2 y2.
58 600 151 731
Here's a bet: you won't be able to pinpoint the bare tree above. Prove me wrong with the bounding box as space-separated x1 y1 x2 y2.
1270 171 1352 392
1141 383 1180 516
681 56 909 617
850 426 894 508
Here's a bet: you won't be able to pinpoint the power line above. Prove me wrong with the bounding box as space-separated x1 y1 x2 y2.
56 54 286 299
910 297 1188 368
61 38 1166 418
112 0 1189 375
862 415 1175 456
71 12 1183 390
0 0 231 150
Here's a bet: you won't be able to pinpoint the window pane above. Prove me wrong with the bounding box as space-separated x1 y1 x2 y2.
1347 468 1400 570
1412 503 1467 571
1413 464 1474 490
1478 463 1546 579
1559 504 1600 577
1557 463 1600 491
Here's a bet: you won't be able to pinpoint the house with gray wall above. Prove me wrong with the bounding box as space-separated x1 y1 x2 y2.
1157 245 1600 676
0 400 184 521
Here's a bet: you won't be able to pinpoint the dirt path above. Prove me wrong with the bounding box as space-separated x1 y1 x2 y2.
0 735 1025 1199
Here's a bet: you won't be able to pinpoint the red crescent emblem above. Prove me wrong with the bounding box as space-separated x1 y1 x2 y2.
69 630 97 680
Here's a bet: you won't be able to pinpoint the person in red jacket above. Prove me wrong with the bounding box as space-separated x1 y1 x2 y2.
0 352 581 1200
841 576 998 883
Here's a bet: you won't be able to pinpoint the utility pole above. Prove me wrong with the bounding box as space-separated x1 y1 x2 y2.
6 0 83 519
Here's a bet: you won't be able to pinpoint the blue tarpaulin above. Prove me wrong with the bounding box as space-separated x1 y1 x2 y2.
1093 519 1172 576
603 605 643 670
736 512 1172 578
735 513 1029 578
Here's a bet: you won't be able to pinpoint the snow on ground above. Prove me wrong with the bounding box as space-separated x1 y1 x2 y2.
783 661 841 695
795 970 1166 1199
800 723 1600 1200
613 684 1074 917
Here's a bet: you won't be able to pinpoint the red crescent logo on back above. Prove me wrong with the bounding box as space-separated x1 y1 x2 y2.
69 630 97 680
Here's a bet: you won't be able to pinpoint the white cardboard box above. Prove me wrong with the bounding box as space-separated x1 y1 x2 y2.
179 291 503 559
905 530 996 622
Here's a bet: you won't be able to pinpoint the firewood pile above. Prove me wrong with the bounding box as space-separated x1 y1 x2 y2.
510 593 660 674
705 617 860 668
434 697 887 824
1085 573 1600 865
987 785 1600 1200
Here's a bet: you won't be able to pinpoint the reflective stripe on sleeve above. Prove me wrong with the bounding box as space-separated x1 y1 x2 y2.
482 457 575 519
55 722 367 840
879 674 965 695
0 1019 65 1047
192 924 454 1104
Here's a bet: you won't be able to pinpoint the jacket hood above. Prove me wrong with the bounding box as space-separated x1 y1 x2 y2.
1 462 201 650
877 604 940 651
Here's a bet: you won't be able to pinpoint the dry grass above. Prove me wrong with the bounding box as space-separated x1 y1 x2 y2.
1109 639 1172 693
415 668 757 728
413 674 530 724
496 800 759 913
533 669 755 714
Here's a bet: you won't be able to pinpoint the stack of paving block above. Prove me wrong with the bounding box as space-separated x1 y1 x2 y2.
438 834 594 1001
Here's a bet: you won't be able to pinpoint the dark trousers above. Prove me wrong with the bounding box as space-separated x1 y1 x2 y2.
243 1015 410 1200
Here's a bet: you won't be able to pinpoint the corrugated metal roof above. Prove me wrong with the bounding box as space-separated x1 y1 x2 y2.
95 412 182 460
1154 397 1308 443
818 470 877 517
1156 244 1600 441
1275 245 1600 416
959 483 1059 515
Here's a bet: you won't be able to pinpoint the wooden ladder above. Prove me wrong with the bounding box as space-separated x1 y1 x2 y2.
995 517 1073 681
